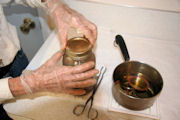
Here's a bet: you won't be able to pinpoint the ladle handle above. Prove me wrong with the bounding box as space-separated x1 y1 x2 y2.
115 35 130 61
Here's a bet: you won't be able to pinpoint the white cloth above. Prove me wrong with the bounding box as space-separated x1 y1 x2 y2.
0 6 20 67
0 0 47 104
0 78 14 103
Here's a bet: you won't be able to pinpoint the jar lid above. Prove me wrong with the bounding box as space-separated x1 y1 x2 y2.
65 37 92 58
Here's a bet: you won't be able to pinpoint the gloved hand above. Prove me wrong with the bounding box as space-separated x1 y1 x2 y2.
46 0 97 49
20 51 98 95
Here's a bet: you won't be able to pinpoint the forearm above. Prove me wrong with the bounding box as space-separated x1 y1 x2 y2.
8 77 26 97
43 0 66 13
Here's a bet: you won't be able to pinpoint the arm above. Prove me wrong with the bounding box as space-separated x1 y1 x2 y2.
16 0 97 49
1 0 98 104
0 51 98 104
8 77 26 97
45 0 97 49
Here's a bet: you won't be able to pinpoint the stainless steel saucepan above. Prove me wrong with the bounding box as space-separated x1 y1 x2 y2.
112 35 163 110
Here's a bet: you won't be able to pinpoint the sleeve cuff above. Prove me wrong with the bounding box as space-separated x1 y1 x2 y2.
15 0 47 9
0 77 14 104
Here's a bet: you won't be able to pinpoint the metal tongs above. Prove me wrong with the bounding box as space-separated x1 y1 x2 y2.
73 66 107 120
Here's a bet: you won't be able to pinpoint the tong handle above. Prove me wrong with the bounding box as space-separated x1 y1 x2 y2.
93 66 106 93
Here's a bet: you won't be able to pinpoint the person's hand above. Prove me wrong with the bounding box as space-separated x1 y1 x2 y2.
46 0 97 49
20 51 98 95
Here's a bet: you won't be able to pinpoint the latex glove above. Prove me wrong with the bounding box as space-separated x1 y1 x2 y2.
20 51 98 95
46 0 97 49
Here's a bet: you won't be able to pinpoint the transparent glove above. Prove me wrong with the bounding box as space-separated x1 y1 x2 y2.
20 51 98 95
46 0 97 49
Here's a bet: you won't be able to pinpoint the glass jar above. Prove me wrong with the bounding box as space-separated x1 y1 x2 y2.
63 37 96 95
63 37 95 66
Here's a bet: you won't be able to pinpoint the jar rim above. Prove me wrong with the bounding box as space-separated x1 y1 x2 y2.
65 37 92 57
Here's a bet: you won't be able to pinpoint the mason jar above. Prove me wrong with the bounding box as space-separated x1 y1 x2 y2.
62 37 96 95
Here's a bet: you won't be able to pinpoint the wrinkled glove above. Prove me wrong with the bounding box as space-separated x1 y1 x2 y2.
20 51 98 95
45 0 97 49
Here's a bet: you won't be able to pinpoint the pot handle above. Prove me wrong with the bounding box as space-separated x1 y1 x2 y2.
115 35 130 61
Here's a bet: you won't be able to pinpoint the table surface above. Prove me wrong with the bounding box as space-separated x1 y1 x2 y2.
4 26 180 120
